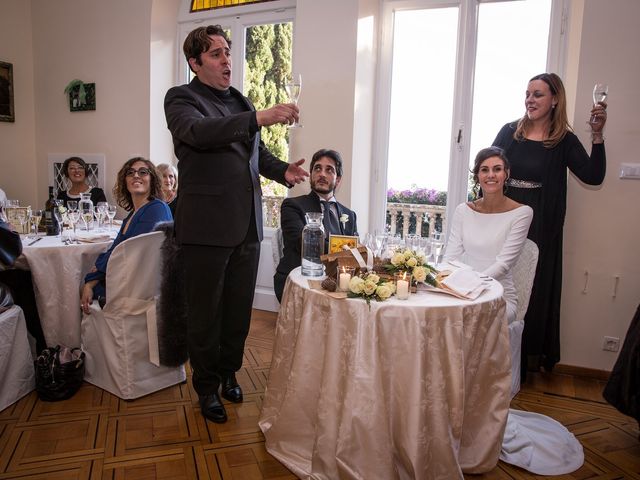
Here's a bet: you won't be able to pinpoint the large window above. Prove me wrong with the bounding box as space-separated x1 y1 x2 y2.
375 0 565 237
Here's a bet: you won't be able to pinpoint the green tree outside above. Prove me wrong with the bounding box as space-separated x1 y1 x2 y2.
244 22 292 197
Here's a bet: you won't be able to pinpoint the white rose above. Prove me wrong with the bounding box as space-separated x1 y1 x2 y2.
403 250 413 260
349 276 365 294
367 273 380 284
363 280 378 296
391 252 405 266
340 214 349 224
376 283 393 300
417 253 426 265
413 266 427 283
406 257 417 268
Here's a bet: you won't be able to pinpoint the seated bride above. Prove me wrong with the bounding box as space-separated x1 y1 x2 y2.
445 147 584 475
80 158 171 313
444 146 532 324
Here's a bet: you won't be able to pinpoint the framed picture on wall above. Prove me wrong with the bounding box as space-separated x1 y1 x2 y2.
0 61 15 123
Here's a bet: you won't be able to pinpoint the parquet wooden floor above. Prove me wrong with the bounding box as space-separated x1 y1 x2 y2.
1 309 638 479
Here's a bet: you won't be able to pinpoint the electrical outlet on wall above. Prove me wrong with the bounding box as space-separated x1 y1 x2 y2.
602 336 620 352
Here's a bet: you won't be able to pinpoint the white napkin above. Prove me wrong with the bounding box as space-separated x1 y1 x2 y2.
440 268 487 299
75 232 112 243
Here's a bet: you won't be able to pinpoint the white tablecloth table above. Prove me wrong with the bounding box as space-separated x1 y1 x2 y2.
20 234 113 348
259 267 511 480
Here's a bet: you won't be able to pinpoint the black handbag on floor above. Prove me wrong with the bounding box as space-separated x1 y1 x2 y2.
34 346 86 401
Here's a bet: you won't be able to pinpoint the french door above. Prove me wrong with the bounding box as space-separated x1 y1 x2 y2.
373 0 566 236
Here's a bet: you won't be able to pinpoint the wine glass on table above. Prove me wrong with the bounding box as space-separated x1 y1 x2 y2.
285 74 302 128
30 209 43 239
16 209 29 237
96 202 108 230
106 205 117 232
590 83 608 124
66 201 79 240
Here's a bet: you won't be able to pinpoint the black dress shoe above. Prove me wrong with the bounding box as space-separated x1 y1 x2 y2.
199 392 227 423
221 374 243 403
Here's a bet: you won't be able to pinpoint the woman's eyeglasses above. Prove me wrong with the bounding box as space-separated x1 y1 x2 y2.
125 168 151 178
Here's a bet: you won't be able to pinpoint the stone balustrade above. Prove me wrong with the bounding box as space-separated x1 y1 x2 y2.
262 196 447 237
386 202 446 238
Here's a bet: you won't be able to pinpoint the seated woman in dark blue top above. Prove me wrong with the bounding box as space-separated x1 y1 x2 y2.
80 157 172 313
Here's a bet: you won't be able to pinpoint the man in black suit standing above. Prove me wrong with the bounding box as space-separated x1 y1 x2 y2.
164 25 308 424
274 149 358 302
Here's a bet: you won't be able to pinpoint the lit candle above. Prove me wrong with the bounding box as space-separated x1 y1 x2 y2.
339 267 351 291
396 272 410 300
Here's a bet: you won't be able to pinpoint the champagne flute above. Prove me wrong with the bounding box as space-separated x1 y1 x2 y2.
590 83 608 124
285 73 302 128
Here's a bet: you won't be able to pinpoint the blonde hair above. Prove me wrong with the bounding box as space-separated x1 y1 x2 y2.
514 73 571 148
157 163 178 193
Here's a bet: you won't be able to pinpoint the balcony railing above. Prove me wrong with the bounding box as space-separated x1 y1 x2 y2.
387 202 446 237
261 196 447 237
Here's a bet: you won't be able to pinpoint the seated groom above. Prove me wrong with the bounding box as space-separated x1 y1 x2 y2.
274 149 358 302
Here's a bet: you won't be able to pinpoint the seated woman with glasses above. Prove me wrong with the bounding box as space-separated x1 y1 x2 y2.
80 158 171 313
57 156 107 206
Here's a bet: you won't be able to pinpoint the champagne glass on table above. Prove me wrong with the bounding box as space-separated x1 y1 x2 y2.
285 73 302 128
590 83 608 124
96 202 108 230
67 201 78 240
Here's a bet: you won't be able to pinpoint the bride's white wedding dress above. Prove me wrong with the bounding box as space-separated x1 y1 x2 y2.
445 203 584 475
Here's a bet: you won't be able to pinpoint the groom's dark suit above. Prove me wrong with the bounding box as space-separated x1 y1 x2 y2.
274 191 358 302
165 76 290 396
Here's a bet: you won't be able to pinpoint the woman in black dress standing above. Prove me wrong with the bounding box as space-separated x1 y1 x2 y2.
492 73 607 376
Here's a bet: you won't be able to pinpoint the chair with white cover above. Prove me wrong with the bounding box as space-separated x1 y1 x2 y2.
80 231 185 399
0 306 35 411
509 239 538 398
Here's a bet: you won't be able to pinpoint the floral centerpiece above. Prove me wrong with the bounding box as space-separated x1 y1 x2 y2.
385 248 439 287
348 271 396 306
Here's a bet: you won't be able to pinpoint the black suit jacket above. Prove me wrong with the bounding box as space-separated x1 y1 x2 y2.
164 77 289 246
273 191 358 301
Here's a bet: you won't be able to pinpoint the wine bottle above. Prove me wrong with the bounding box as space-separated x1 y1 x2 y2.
44 186 60 236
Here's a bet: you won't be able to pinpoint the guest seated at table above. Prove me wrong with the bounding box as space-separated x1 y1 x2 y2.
157 163 178 216
57 156 107 207
0 219 47 353
274 149 358 302
80 157 172 313
444 146 532 324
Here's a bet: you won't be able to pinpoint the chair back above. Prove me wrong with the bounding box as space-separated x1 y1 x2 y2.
105 231 164 303
512 239 539 324
271 227 284 265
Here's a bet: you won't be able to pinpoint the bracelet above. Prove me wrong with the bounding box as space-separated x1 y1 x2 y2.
591 132 605 143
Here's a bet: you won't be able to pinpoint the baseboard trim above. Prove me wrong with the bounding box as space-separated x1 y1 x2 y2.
553 363 611 381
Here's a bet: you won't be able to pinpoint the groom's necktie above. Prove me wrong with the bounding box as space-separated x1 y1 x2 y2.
320 200 341 235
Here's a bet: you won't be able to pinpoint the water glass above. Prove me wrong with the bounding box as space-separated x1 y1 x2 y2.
430 231 445 266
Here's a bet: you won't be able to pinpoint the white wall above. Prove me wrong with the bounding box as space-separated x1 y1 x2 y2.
30 0 153 207
560 0 640 371
0 0 37 208
150 0 181 167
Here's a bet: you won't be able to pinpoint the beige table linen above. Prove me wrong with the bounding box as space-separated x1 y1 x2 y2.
20 234 112 347
259 268 511 480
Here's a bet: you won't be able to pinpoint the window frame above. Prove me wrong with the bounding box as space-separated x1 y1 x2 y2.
176 0 297 91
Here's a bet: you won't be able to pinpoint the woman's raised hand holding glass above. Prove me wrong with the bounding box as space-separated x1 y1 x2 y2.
590 83 608 125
